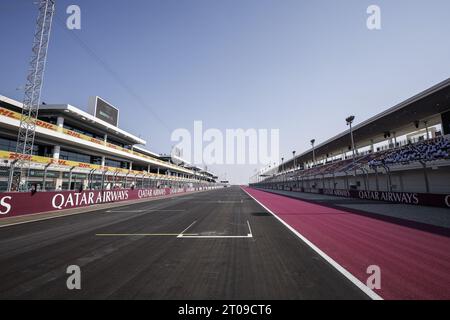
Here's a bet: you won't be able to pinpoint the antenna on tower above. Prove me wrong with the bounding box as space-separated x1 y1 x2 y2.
8 0 55 191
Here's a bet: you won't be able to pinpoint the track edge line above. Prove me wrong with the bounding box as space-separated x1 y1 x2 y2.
241 186 383 301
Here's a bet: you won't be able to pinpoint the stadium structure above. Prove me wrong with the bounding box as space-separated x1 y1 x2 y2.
1 81 449 301
1 0 449 302
250 79 450 208
0 95 218 192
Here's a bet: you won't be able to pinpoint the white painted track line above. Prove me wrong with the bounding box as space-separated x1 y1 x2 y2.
105 210 145 213
241 187 383 301
177 221 198 238
177 220 253 239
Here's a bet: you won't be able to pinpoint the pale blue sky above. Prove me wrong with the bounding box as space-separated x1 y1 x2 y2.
1 0 449 183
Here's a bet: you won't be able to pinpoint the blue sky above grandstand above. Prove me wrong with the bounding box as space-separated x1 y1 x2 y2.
1 0 449 183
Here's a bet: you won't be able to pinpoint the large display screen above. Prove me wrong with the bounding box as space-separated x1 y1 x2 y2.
89 97 119 127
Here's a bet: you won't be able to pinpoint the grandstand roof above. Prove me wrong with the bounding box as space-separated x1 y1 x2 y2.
0 96 146 145
184 165 215 176
0 95 23 112
159 154 192 167
39 104 146 145
133 145 161 159
283 78 450 171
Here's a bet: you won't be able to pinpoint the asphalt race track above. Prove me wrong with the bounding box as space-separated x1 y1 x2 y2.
0 186 369 300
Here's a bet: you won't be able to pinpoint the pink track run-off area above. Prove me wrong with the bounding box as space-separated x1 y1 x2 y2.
243 187 450 300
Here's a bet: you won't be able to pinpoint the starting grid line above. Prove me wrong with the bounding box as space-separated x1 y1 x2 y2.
95 220 253 239
105 209 186 213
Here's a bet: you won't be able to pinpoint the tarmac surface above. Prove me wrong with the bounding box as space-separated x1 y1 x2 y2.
0 186 369 300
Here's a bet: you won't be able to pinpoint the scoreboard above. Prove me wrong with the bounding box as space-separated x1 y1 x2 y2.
88 96 119 127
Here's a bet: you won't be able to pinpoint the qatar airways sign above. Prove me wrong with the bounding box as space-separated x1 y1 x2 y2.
357 190 420 205
0 196 12 215
321 189 450 208
51 190 130 210
0 187 204 219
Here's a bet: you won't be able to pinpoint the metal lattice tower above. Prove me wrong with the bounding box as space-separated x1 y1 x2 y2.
10 0 55 191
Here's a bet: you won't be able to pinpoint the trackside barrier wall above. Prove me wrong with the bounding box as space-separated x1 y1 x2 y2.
255 186 450 208
0 187 219 218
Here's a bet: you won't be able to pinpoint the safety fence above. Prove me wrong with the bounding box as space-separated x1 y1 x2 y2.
0 150 214 192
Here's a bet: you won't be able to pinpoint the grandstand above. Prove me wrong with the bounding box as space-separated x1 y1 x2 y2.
0 95 218 192
251 79 450 206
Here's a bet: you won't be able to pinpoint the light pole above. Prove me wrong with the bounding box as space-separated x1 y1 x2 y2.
292 150 297 189
423 120 430 140
292 150 296 170
310 139 316 168
346 115 356 162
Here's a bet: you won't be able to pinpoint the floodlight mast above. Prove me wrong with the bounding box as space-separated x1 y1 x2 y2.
9 0 55 191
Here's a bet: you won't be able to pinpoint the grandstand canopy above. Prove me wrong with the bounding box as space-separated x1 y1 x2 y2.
38 104 146 145
0 96 146 146
160 154 191 167
282 78 450 172
133 145 161 159
0 95 23 113
185 165 214 176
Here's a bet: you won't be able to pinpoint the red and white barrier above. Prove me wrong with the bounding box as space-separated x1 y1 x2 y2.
259 186 450 208
0 187 217 218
